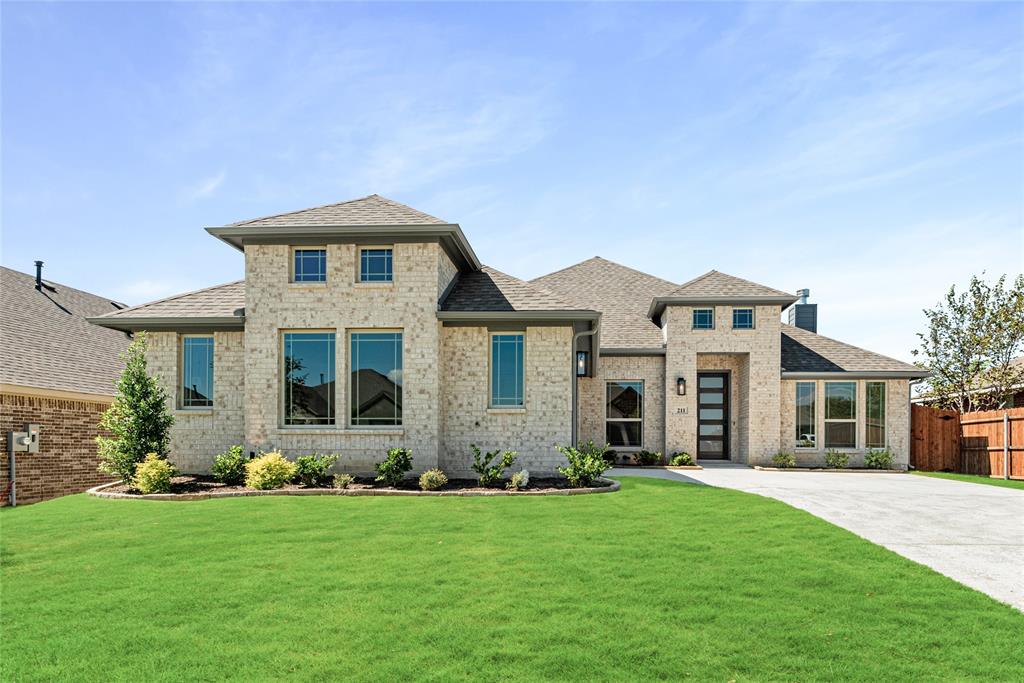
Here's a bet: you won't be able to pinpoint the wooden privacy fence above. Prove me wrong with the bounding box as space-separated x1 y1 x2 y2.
911 405 1024 479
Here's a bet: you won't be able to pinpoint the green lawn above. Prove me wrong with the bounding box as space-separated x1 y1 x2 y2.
2 478 1021 681
912 470 1024 491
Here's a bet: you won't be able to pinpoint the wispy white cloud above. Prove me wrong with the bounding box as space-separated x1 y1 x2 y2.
183 169 226 202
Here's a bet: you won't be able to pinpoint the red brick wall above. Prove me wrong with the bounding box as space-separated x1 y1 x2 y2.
0 392 116 506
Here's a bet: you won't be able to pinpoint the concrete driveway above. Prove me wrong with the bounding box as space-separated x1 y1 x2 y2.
609 465 1024 610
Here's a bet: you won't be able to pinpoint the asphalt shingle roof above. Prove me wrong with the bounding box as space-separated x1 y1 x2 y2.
93 281 246 320
668 270 793 299
0 266 129 396
225 194 447 228
781 324 922 374
441 267 584 312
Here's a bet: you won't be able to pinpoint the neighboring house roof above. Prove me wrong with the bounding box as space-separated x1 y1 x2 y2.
439 266 599 321
89 280 246 331
531 257 677 349
0 266 129 397
225 194 448 228
781 324 925 376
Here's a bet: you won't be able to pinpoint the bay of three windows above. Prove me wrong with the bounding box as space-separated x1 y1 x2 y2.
291 247 393 283
692 307 755 330
795 380 886 450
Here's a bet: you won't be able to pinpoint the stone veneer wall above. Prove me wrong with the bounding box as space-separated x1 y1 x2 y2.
696 353 748 460
439 325 572 476
577 355 666 456
664 304 782 464
438 249 459 300
779 378 910 468
243 242 445 474
147 331 246 473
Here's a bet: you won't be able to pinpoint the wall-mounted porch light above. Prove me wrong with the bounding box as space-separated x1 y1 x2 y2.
576 351 589 377
676 376 686 396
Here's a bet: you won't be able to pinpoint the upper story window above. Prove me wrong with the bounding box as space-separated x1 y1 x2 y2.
283 332 336 426
350 331 403 427
490 333 524 407
607 380 643 448
180 335 214 408
824 381 856 449
359 247 393 282
692 308 714 330
866 382 886 448
795 381 815 448
732 308 754 329
293 248 327 282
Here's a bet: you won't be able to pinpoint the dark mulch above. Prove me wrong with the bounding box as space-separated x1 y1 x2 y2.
102 475 611 495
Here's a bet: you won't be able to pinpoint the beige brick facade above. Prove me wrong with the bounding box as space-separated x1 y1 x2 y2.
578 355 666 455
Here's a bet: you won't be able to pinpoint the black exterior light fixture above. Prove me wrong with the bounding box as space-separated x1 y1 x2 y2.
576 351 589 377
676 375 686 396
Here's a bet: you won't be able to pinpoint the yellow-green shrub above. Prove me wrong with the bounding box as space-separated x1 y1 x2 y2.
133 453 175 494
419 468 448 491
245 451 297 490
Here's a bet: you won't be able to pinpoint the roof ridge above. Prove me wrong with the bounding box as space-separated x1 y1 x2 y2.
531 255 678 289
669 269 791 298
781 323 919 369
1 265 123 306
100 279 244 318
671 269 718 292
226 194 380 227
483 265 579 308
368 194 447 222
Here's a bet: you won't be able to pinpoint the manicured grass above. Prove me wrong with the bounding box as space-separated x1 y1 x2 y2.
912 470 1024 490
2 478 1021 681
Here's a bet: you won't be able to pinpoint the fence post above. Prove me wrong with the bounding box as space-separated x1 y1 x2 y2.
1004 412 1010 480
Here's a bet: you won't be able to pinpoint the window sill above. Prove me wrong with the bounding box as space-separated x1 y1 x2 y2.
486 408 526 415
275 428 404 436
175 409 213 416
354 281 394 289
288 282 327 289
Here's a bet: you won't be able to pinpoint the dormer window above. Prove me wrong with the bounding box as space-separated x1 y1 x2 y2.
292 248 326 283
692 308 714 330
359 247 393 282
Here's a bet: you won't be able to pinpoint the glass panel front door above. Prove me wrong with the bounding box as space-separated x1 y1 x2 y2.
697 372 729 460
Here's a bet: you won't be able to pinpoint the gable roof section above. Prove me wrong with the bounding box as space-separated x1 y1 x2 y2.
649 270 798 321
1 266 130 396
531 257 676 349
89 280 246 332
781 324 928 377
226 194 447 228
439 266 598 321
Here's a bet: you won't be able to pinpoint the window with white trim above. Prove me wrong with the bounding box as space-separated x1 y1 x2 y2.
490 333 524 407
180 335 213 408
795 381 815 448
824 381 856 448
606 380 643 448
866 381 886 448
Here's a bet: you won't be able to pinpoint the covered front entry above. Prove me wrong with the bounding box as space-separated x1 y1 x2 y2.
697 372 730 460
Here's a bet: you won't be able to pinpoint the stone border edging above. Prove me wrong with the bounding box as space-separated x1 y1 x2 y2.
620 465 703 471
86 478 620 501
752 466 906 473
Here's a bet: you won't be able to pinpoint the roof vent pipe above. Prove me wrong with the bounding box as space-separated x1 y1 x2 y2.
34 261 44 291
796 288 810 305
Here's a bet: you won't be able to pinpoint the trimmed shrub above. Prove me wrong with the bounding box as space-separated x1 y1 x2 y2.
634 450 663 466
470 444 517 488
211 445 247 486
670 452 694 466
419 468 448 491
772 451 796 468
245 452 297 490
864 448 894 470
824 450 848 469
556 442 611 488
333 473 355 489
375 448 414 487
133 453 175 494
507 469 530 490
295 453 339 487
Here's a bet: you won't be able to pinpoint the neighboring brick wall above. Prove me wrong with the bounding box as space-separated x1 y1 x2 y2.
779 378 910 468
439 325 572 476
578 355 666 455
0 392 115 505
147 331 246 473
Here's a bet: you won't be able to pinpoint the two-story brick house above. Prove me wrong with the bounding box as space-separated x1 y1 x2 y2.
90 195 928 475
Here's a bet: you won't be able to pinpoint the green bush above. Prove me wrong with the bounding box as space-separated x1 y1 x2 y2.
245 452 297 490
575 441 615 466
133 453 175 494
470 445 518 487
333 473 355 489
634 450 663 466
211 445 247 485
772 451 796 468
507 469 530 490
375 448 414 487
864 448 894 469
419 468 448 491
556 442 611 488
295 453 339 487
670 452 694 466
824 450 848 469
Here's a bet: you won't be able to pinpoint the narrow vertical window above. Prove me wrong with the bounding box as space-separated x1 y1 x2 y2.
293 248 327 282
866 382 886 448
283 332 335 425
692 308 714 329
606 381 643 448
824 381 856 448
359 248 393 282
181 335 214 408
350 332 403 426
795 381 816 448
732 308 754 329
490 333 524 407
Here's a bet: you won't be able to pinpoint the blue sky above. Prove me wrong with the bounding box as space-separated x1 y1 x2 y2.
3 2 1021 361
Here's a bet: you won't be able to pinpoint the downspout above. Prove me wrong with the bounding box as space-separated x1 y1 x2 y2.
572 325 598 447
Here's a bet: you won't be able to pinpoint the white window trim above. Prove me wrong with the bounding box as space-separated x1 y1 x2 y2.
280 329 337 429
348 328 404 429
488 331 526 410
357 245 395 285
692 307 715 330
732 307 755 330
865 381 887 449
179 334 215 410
606 379 644 451
290 246 328 284
823 381 858 450
794 380 816 449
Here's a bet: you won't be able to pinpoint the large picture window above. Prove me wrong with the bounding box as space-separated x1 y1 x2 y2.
283 332 336 426
606 381 643 448
490 333 524 407
350 332 403 426
866 382 886 448
180 335 213 408
824 381 856 448
795 381 815 448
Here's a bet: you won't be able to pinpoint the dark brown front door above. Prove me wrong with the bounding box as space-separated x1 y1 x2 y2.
697 372 729 460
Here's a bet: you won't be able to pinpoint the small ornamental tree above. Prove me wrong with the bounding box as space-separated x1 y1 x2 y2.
96 332 174 484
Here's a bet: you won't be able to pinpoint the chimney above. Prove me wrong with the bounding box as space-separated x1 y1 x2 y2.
34 261 44 291
788 288 817 333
